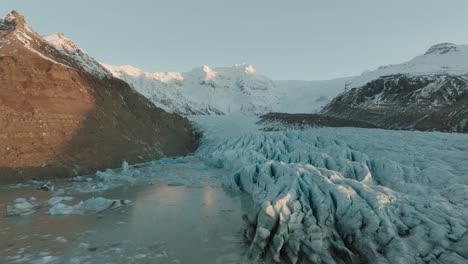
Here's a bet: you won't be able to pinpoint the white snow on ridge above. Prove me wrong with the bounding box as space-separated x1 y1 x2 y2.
103 63 354 115
103 63 278 115
44 33 111 78
350 43 468 88
1 12 109 78
103 64 275 115
102 42 468 116
193 115 468 263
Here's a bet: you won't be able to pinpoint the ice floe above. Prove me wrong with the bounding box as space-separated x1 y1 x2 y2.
6 197 40 217
48 197 131 215
46 196 73 206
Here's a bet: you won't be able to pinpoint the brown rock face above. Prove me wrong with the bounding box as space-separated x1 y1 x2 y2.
0 11 198 184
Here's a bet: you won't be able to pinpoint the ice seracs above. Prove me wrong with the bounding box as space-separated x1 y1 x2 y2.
192 116 468 263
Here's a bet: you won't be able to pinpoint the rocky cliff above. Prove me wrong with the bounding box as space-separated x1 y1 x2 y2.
0 11 198 184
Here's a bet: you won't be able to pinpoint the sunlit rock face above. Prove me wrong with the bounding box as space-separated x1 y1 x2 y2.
0 11 198 184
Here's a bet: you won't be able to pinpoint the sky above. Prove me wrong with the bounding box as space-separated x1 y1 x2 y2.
2 0 468 80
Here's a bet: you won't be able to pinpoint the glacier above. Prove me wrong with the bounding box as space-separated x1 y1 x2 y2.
193 116 468 263
2 115 466 263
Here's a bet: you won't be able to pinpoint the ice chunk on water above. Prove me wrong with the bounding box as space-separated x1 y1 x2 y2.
37 183 54 192
48 197 131 215
54 236 68 243
48 203 75 215
6 197 39 217
71 176 93 182
30 255 60 264
47 196 73 206
95 161 139 183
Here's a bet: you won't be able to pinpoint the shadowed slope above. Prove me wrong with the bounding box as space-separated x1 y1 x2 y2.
0 11 197 184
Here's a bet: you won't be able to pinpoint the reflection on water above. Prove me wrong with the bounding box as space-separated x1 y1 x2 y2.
0 178 254 263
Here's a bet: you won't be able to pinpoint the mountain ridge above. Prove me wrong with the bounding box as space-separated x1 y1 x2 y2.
319 43 468 132
0 10 197 184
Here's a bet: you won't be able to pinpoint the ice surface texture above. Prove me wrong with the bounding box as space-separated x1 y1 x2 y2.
197 126 468 263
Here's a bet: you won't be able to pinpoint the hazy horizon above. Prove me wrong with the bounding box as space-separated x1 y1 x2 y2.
2 0 468 80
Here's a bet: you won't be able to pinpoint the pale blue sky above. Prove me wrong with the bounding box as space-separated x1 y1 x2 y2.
2 0 468 80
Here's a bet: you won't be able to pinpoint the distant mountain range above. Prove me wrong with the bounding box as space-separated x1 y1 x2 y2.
101 44 468 133
101 63 352 115
102 63 278 115
3 10 466 134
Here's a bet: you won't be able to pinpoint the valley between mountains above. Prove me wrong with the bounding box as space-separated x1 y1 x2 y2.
1 10 467 264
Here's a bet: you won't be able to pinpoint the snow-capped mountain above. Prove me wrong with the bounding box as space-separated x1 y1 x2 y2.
103 63 279 115
103 63 353 115
349 42 468 88
322 43 468 132
0 11 111 79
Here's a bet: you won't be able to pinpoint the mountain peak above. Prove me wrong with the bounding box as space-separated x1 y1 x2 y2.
6 10 24 21
234 63 256 74
424 43 459 55
1 10 26 31
201 64 213 73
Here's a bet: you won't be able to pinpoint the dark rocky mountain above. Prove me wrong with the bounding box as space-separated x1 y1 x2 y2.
321 74 468 132
0 11 198 184
319 43 468 133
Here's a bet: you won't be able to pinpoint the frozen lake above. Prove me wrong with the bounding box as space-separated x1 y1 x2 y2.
0 158 254 264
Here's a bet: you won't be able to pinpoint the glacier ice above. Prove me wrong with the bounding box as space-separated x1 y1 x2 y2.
46 196 73 206
6 197 40 217
194 116 468 263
